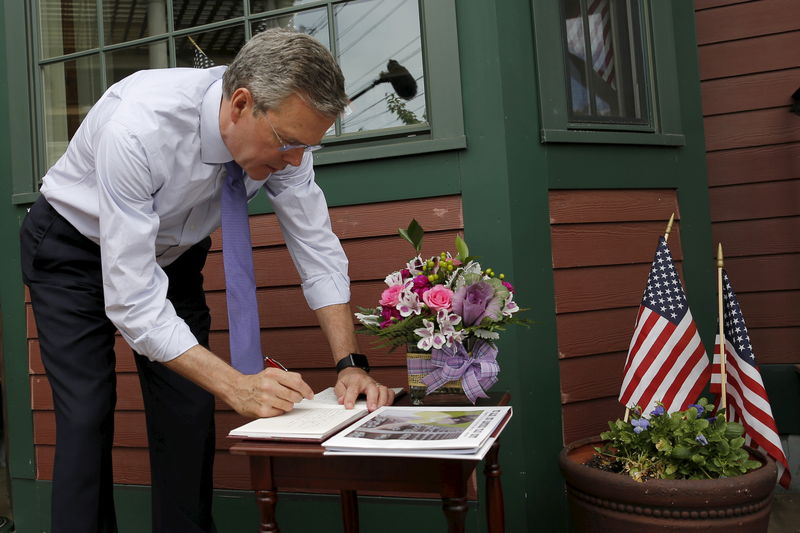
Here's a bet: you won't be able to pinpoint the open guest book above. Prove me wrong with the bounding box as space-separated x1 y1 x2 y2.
228 387 404 442
322 405 512 460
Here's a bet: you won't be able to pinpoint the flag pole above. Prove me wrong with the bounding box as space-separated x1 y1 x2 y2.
624 213 676 423
187 35 204 54
717 243 728 420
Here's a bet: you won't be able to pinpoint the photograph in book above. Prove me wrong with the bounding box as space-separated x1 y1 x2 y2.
322 406 512 453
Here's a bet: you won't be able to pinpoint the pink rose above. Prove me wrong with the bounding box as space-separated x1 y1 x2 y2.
379 285 404 307
422 285 454 311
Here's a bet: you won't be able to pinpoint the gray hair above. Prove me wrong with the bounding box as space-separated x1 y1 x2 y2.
222 28 348 117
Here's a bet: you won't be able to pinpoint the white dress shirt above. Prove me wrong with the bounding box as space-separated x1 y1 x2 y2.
41 66 350 363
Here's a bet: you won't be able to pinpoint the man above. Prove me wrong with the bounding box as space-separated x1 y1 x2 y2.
20 29 394 533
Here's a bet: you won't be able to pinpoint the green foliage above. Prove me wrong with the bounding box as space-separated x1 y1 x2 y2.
386 93 421 125
398 219 424 254
596 397 762 482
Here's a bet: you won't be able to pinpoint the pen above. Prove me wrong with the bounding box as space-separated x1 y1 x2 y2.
264 355 288 371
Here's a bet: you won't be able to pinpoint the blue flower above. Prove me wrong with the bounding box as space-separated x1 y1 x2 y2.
707 416 717 424
696 433 708 446
631 418 650 434
689 403 705 416
650 405 666 417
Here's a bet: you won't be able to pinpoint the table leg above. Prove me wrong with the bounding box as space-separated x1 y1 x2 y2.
340 489 359 533
484 439 505 533
440 462 470 533
250 456 280 533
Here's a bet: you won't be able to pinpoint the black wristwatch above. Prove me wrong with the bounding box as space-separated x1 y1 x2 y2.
335 353 370 373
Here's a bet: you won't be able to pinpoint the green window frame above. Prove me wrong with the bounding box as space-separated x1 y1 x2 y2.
11 0 464 204
532 0 684 146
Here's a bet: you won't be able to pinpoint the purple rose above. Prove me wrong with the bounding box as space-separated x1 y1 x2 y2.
451 281 498 326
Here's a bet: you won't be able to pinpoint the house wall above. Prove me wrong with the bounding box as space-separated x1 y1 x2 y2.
695 0 800 435
1 1 715 531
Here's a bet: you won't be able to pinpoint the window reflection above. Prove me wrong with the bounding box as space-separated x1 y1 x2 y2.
337 0 426 133
175 26 246 68
42 56 102 167
106 41 170 85
251 7 330 50
104 0 167 45
173 0 244 31
563 0 648 124
250 0 316 15
40 0 98 58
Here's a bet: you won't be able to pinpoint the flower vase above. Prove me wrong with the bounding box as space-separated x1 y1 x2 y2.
405 343 465 405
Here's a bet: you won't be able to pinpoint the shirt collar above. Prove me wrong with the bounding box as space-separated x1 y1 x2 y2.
200 77 233 164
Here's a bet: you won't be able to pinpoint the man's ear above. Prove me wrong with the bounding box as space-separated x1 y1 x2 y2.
229 88 252 123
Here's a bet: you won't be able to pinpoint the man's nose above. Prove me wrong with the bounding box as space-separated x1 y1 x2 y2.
283 149 304 167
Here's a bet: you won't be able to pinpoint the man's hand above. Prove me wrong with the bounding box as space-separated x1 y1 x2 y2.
230 368 315 418
334 367 395 411
164 345 314 419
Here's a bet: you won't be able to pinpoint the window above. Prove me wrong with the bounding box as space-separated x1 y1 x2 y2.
534 0 684 145
17 0 464 200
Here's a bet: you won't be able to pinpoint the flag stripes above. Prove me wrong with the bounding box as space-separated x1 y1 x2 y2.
618 237 710 415
710 269 791 488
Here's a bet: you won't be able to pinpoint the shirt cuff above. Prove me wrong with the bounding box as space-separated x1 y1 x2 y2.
122 317 200 363
303 272 351 310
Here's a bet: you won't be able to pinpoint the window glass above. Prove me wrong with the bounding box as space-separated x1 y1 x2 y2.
106 40 170 85
172 0 244 31
251 7 330 49
175 26 247 68
40 0 98 58
42 55 102 168
337 0 426 133
103 0 168 45
562 0 648 124
250 0 317 15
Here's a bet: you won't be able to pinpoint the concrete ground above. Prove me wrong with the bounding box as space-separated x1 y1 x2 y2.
770 492 800 533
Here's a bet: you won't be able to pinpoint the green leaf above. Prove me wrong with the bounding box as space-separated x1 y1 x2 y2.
398 219 424 253
454 234 469 262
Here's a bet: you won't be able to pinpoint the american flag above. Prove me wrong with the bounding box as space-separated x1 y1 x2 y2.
619 237 710 414
193 47 215 69
710 270 792 488
565 0 616 88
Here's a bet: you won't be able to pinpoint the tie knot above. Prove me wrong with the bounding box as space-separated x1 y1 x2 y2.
225 161 243 183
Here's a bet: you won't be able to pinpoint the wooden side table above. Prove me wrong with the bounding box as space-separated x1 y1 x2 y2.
229 392 510 533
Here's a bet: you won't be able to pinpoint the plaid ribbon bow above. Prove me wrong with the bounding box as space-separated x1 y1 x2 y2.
422 340 499 404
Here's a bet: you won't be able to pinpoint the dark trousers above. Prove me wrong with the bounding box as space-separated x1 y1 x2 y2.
20 197 218 533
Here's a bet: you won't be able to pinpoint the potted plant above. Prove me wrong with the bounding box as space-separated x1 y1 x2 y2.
354 220 528 404
559 397 778 532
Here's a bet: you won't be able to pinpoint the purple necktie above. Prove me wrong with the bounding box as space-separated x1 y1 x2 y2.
221 161 264 374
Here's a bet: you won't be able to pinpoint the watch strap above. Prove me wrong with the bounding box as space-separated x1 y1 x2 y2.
335 353 370 373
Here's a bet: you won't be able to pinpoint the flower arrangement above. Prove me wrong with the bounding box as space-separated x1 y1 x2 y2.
354 220 528 403
593 397 762 482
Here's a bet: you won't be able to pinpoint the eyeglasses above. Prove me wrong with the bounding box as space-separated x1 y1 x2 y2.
265 113 322 153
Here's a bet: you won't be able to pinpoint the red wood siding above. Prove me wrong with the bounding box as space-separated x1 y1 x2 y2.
695 1 800 368
549 190 682 444
27 195 464 489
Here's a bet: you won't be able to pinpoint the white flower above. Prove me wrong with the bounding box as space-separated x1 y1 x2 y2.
406 255 425 276
397 284 422 317
414 319 446 351
502 294 520 317
384 271 404 287
355 312 381 326
436 309 465 347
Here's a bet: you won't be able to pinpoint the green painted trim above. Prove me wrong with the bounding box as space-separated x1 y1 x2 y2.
7 1 36 198
2 3 37 486
17 480 482 533
541 128 685 146
313 135 466 166
533 0 685 145
11 192 39 205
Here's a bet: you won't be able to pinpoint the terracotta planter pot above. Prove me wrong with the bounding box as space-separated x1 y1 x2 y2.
559 436 777 532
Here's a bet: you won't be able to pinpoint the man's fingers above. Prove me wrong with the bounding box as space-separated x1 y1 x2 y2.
265 368 314 400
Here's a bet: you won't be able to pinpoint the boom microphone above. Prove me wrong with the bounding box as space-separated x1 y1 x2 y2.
349 59 418 102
